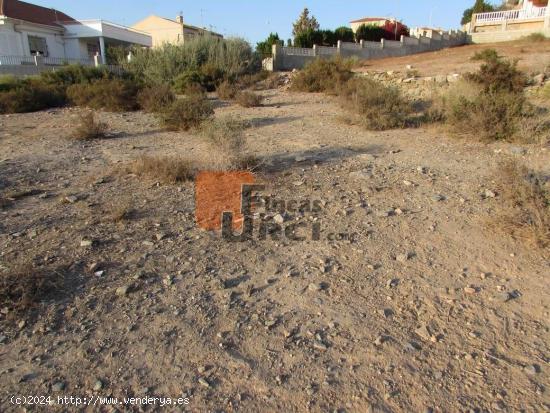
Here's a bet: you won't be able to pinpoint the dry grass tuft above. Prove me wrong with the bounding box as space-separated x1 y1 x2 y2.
0 264 66 318
110 200 135 223
235 91 263 107
73 112 108 140
217 81 239 100
493 160 550 252
200 116 258 170
126 156 196 184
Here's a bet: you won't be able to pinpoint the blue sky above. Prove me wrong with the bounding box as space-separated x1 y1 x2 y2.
30 0 475 44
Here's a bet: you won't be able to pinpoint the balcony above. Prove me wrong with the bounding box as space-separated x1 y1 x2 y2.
475 7 547 24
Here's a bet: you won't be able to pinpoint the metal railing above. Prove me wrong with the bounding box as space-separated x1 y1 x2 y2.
475 7 547 23
0 55 35 65
0 55 95 67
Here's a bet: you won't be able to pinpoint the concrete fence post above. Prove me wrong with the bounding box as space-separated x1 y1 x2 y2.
337 40 342 55
313 44 318 56
94 53 100 67
34 54 44 67
381 38 385 49
272 43 281 72
360 39 364 48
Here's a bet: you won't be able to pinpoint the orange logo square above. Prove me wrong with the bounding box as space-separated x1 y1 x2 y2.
195 171 256 231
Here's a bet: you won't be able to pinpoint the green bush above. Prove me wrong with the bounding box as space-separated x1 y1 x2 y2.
256 33 283 56
335 26 355 43
355 24 386 42
158 95 214 131
294 29 324 48
291 58 354 94
124 36 260 88
0 79 65 114
137 84 175 113
67 78 140 112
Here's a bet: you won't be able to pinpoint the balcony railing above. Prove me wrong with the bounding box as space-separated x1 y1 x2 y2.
475 7 547 23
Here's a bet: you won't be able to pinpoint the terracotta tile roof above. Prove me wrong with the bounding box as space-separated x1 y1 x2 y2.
0 0 76 27
350 17 389 23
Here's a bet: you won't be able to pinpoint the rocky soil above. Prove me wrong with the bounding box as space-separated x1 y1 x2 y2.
0 82 549 412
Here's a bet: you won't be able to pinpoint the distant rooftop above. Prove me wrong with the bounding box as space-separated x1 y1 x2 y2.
0 0 76 27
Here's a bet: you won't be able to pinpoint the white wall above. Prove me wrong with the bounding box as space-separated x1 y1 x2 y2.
0 19 65 58
0 20 24 55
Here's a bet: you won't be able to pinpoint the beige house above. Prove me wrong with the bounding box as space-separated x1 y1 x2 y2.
132 15 222 47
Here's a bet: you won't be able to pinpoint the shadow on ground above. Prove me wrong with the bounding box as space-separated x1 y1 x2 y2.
258 144 385 174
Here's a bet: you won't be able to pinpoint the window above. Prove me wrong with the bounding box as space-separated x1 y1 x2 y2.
28 36 48 56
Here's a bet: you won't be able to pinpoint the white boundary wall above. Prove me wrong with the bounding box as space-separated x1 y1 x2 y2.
271 30 467 71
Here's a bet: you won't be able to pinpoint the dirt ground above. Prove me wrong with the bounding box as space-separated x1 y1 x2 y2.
357 39 550 76
1 60 549 412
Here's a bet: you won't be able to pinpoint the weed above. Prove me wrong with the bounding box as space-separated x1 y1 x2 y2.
126 156 196 184
73 112 108 140
493 160 549 251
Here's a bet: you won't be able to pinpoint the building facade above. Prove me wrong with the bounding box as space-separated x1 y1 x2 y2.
0 0 151 65
132 15 223 48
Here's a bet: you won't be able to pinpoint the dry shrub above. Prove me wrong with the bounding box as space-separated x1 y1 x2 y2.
0 264 66 317
493 160 549 252
432 55 534 142
200 116 258 170
159 95 214 131
217 80 238 100
445 87 527 142
465 54 526 94
339 77 414 130
0 80 65 114
137 84 175 113
291 58 354 94
67 79 140 112
127 156 196 184
73 112 108 140
235 91 263 107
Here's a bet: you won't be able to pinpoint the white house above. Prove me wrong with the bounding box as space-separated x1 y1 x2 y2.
0 0 151 65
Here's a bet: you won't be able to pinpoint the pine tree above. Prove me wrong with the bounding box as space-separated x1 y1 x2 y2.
292 8 320 36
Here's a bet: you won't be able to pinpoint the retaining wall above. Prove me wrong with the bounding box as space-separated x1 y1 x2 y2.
272 30 467 71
